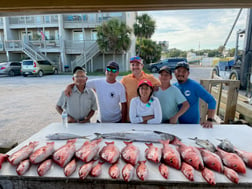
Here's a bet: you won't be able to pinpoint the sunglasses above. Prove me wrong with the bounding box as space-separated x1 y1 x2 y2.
130 56 141 61
146 97 154 107
106 67 117 73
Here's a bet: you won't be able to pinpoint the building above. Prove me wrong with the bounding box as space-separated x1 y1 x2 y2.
0 12 137 72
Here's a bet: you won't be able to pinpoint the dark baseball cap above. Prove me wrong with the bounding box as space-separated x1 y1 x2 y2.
107 61 119 71
73 66 86 74
175 61 190 71
159 66 172 74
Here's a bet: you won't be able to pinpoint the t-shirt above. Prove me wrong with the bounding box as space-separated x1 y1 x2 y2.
129 96 162 124
57 86 97 121
87 79 126 123
174 79 216 124
154 85 187 123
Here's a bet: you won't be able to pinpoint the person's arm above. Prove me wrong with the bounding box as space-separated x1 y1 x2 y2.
55 105 76 123
169 101 190 124
129 98 144 124
56 105 63 115
121 102 127 123
79 110 95 123
64 83 75 97
201 109 216 128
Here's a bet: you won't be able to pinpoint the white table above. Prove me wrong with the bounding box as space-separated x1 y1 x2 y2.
1 123 252 189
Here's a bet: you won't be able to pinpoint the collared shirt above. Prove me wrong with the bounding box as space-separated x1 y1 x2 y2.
57 85 97 121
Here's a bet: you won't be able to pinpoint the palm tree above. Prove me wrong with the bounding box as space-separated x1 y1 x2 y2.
96 19 132 60
133 14 155 39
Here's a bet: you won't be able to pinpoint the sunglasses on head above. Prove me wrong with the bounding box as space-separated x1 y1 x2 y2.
106 67 117 73
130 56 141 61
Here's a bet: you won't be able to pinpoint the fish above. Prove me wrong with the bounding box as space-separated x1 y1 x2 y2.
201 167 216 185
223 166 239 184
93 130 178 143
234 147 252 168
79 161 94 179
37 159 53 176
46 133 89 140
217 138 235 153
90 161 104 177
30 142 55 164
75 138 102 163
16 159 31 176
159 163 169 179
109 163 120 179
198 148 223 173
64 158 77 177
189 137 216 152
8 141 39 165
181 162 194 181
0 153 9 169
52 139 76 167
136 160 148 181
122 163 135 182
216 147 246 174
160 140 181 170
99 141 120 164
145 143 162 163
177 143 204 170
121 141 140 166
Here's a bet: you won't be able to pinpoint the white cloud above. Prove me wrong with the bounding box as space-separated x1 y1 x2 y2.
139 9 247 50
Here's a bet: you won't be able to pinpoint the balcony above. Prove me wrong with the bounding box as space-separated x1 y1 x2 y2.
0 41 4 51
64 40 96 54
0 18 3 29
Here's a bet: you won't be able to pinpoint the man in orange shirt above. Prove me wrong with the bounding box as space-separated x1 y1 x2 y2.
121 56 160 121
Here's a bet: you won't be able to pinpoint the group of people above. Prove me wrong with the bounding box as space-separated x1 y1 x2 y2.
56 56 216 128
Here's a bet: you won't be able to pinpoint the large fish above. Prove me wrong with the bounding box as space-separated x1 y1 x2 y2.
160 140 181 170
46 133 89 140
217 138 235 153
37 159 53 176
16 159 31 176
121 141 140 166
64 158 77 177
216 147 246 174
122 163 135 182
79 161 94 179
93 130 178 143
136 160 148 181
0 153 9 169
8 141 39 165
75 138 102 162
201 167 216 185
199 148 223 173
145 143 162 163
181 162 194 181
30 142 55 164
90 161 104 177
99 141 120 164
109 163 120 179
223 166 239 184
159 163 169 179
189 137 216 152
52 139 76 167
234 147 252 168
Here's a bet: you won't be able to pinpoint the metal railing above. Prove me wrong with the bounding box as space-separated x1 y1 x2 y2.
9 15 58 26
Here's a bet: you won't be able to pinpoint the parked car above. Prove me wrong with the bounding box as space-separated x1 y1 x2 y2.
21 60 58 77
0 62 22 76
149 58 188 73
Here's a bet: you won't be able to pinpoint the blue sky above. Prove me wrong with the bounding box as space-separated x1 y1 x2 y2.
139 9 248 51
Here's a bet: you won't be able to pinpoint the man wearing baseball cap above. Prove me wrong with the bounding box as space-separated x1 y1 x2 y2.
174 61 216 128
154 66 189 124
121 56 160 121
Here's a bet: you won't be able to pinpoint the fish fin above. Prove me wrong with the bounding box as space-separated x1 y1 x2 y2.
188 137 197 141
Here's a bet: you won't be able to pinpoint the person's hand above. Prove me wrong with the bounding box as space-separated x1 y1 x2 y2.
64 84 74 97
201 121 213 128
67 115 76 123
79 118 90 124
169 116 178 124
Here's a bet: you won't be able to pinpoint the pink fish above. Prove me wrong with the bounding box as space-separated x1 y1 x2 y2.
122 163 135 182
234 147 252 168
160 140 181 169
201 167 216 185
16 159 30 175
216 147 246 174
223 166 239 184
75 138 102 163
159 163 169 179
79 161 94 179
145 143 162 164
0 153 9 169
90 161 104 177
177 143 204 170
8 141 39 165
121 141 140 166
109 163 120 179
199 148 223 173
64 158 77 177
53 139 76 167
181 162 194 181
37 159 53 176
136 160 148 181
30 142 54 164
99 141 120 164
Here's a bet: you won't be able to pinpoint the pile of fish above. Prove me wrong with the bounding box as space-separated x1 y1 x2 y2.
0 130 252 185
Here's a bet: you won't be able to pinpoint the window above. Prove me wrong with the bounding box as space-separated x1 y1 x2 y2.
91 30 97 40
73 31 83 40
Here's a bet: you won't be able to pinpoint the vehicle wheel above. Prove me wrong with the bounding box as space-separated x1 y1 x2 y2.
151 67 158 73
23 74 27 77
212 67 219 78
54 69 58 75
229 70 240 80
8 70 15 77
38 70 44 77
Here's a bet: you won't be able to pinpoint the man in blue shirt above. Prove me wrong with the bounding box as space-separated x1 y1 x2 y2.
174 62 216 128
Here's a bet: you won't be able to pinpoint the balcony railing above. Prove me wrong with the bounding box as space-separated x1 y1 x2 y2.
9 15 58 26
0 41 4 51
64 40 96 54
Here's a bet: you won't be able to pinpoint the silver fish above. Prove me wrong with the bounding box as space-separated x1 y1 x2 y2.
92 130 178 143
46 133 89 140
189 137 216 152
217 139 235 153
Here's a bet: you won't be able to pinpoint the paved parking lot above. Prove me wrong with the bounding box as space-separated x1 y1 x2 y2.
0 67 213 150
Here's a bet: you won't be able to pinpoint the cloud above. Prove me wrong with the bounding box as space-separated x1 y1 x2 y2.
139 9 247 50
